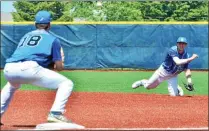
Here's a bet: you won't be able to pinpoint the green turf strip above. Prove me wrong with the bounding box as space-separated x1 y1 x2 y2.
1 71 208 95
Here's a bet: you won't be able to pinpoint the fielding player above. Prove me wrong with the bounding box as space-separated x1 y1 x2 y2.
132 37 198 96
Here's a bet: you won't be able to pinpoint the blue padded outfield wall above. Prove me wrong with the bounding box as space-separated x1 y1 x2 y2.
1 24 208 69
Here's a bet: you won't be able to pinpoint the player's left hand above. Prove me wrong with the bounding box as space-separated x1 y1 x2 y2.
183 83 194 91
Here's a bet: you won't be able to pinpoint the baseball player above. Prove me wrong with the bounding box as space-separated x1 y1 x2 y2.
1 10 75 124
132 37 198 96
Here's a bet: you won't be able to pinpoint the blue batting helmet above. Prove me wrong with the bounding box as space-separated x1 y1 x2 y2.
35 10 51 24
177 37 187 44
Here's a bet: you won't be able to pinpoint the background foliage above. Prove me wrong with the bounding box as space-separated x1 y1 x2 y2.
12 1 208 22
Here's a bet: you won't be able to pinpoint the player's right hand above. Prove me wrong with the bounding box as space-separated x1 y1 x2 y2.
192 54 198 59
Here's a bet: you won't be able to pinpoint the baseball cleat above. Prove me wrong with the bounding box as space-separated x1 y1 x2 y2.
132 80 143 89
47 113 72 123
177 85 184 96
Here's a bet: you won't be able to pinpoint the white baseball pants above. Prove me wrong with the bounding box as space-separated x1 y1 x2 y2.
1 61 73 116
142 65 183 96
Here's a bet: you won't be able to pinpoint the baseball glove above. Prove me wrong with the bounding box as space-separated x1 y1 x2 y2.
47 62 55 70
183 83 194 91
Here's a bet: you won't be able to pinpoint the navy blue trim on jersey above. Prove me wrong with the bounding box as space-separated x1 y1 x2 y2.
52 38 62 62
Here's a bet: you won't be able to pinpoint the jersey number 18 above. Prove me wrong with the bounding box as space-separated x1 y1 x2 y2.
18 35 41 47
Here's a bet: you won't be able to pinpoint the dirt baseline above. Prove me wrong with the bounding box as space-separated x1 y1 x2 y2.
1 91 208 130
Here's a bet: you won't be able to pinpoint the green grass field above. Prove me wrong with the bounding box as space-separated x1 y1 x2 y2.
0 70 208 95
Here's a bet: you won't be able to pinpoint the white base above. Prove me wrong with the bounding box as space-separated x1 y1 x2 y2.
35 122 85 130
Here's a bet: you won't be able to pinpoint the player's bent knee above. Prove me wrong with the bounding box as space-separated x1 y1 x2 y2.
59 80 74 90
67 80 74 88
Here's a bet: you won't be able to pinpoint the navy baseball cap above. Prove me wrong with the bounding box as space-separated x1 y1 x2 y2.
35 10 51 24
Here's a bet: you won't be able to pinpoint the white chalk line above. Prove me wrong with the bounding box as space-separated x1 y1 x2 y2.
17 127 208 130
